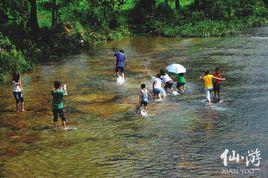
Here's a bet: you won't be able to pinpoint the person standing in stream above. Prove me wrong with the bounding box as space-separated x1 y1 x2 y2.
114 49 128 80
160 69 174 94
176 73 186 94
51 81 67 130
11 73 25 112
213 67 223 101
200 69 225 106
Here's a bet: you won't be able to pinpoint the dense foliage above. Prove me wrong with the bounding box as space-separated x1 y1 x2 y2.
0 33 30 81
0 0 267 80
129 0 268 36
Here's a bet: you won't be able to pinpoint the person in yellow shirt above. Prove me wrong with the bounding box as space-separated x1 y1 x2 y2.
200 69 225 106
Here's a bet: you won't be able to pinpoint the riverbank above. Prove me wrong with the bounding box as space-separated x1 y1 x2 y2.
1 19 267 81
1 0 268 81
147 18 268 37
0 25 130 81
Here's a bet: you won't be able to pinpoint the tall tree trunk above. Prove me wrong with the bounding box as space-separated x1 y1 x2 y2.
51 0 57 30
0 10 8 24
28 0 39 34
175 0 180 11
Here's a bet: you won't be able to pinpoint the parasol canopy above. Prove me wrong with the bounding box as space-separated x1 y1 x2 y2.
166 64 186 74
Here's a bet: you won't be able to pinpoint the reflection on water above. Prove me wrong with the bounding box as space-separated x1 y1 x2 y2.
1 29 268 177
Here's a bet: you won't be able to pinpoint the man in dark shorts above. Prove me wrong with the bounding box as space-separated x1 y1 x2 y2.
114 49 128 80
51 81 67 130
213 67 222 100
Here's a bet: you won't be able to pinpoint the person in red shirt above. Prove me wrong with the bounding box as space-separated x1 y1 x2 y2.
213 67 222 100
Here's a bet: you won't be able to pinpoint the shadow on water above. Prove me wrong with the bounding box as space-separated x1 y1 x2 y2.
0 27 268 177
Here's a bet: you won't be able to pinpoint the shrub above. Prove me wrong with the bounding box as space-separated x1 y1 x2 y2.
0 33 30 81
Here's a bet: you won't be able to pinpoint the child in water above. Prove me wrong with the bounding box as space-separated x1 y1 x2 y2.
213 67 222 101
51 81 67 130
152 74 166 100
138 83 153 112
11 73 25 112
200 69 225 106
176 73 186 94
160 69 174 93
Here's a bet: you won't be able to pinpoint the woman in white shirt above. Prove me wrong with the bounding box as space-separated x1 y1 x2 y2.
160 69 174 93
11 73 25 112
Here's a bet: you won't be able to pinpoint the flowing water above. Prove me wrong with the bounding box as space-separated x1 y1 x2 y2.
1 27 268 177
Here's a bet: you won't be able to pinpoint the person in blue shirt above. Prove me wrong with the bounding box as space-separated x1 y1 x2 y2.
114 49 128 80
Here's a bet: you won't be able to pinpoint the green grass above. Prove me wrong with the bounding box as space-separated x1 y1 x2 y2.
122 0 194 10
37 8 51 28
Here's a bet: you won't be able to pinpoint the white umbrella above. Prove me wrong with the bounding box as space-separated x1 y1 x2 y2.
166 64 186 74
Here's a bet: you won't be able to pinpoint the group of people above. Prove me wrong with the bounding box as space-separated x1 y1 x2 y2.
112 49 186 112
137 66 225 112
10 49 225 129
11 72 68 129
138 69 187 112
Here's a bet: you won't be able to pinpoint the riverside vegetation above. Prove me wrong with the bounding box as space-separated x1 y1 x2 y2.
0 0 268 81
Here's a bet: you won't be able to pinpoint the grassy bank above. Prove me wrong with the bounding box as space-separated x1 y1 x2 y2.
147 18 268 37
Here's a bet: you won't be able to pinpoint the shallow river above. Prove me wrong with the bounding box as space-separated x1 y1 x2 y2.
1 27 268 177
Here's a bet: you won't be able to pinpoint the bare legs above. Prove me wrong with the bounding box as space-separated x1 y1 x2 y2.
62 121 67 130
53 109 67 130
165 87 174 94
121 72 125 80
16 103 20 112
54 121 58 130
179 86 185 94
214 90 220 100
54 121 67 130
21 102 25 112
206 89 212 106
143 105 148 111
117 72 125 80
153 93 162 100
16 102 25 112
157 93 162 100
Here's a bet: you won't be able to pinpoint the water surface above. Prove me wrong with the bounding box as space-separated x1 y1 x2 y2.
1 29 268 177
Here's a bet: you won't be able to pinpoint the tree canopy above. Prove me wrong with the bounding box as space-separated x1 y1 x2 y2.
0 0 267 80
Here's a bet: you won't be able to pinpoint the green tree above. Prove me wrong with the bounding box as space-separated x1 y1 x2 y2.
27 0 39 33
175 0 180 11
128 0 156 29
0 0 29 27
51 0 57 29
87 0 125 29
0 33 29 80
